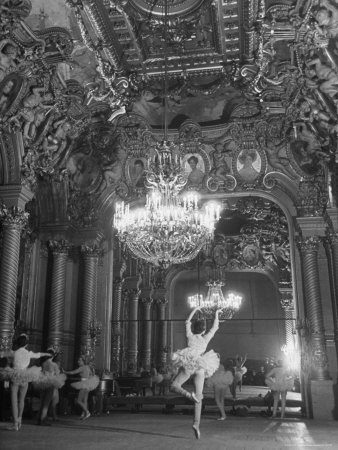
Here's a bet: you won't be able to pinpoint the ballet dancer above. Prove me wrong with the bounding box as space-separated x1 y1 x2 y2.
170 307 222 439
207 361 234 420
265 359 294 419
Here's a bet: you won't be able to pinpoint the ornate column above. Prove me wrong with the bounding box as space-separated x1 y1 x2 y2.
279 285 296 348
140 293 153 371
298 236 330 380
126 284 141 375
155 292 168 369
111 253 127 374
323 232 338 379
80 243 101 362
0 206 28 352
48 240 70 353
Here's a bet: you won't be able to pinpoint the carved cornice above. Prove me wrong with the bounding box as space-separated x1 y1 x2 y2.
80 242 103 257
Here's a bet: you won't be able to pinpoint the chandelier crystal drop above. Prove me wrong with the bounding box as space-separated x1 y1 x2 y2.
188 281 242 320
113 141 221 267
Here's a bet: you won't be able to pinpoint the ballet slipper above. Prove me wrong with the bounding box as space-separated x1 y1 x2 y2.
217 416 226 421
192 424 200 439
7 423 19 431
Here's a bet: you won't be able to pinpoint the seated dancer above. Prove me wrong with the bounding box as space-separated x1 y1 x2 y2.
265 359 294 419
170 307 222 439
233 354 247 398
0 334 51 431
207 361 234 420
34 348 66 425
64 356 99 420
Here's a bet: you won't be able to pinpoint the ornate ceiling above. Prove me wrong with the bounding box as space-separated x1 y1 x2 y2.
0 0 337 243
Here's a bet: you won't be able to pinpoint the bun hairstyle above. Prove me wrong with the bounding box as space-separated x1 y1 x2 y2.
16 334 28 348
47 348 56 358
192 319 206 335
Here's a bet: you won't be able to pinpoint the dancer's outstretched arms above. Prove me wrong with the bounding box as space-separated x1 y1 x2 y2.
186 307 200 337
205 309 222 339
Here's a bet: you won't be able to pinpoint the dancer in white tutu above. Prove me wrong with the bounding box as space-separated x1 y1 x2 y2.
35 348 66 425
0 334 51 431
207 362 234 420
65 356 99 420
233 354 247 398
170 307 221 439
265 359 294 419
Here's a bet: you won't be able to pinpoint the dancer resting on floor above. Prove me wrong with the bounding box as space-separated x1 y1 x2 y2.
207 361 234 420
0 333 51 431
64 356 99 420
170 307 222 439
34 348 66 425
265 359 294 419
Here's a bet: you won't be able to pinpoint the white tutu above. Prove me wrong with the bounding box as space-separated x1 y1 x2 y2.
172 348 219 378
0 366 42 386
207 368 234 389
33 372 66 390
71 375 100 391
265 376 294 392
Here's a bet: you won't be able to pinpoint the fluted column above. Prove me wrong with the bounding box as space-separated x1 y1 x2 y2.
298 237 330 380
0 206 28 352
127 287 141 374
140 294 153 371
155 293 168 369
48 240 70 353
80 243 100 362
324 232 338 379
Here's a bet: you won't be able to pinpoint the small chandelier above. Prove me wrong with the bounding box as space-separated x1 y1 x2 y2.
188 280 242 320
114 141 220 266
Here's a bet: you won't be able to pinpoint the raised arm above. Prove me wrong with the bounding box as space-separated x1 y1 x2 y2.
204 309 221 340
185 307 200 337
28 351 52 359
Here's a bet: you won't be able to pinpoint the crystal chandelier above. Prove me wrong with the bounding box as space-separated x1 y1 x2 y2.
114 142 220 266
188 280 242 320
113 0 220 267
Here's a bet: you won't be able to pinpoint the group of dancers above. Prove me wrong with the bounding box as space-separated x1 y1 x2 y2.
1 309 294 438
0 334 99 431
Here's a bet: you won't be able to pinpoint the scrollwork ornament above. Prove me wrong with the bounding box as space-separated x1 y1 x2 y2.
0 205 29 230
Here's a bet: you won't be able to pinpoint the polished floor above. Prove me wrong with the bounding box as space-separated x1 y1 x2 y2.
1 407 337 450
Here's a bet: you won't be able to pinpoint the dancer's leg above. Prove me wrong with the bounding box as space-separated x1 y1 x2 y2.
214 387 226 419
17 383 28 428
272 391 279 417
51 389 59 420
40 388 53 423
281 391 287 419
76 390 87 415
192 369 205 439
170 368 196 400
10 384 19 429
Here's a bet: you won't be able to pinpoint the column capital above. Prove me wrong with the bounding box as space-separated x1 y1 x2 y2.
297 236 320 253
0 205 29 230
48 239 71 254
278 287 294 311
80 242 102 257
325 231 338 246
140 297 153 306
